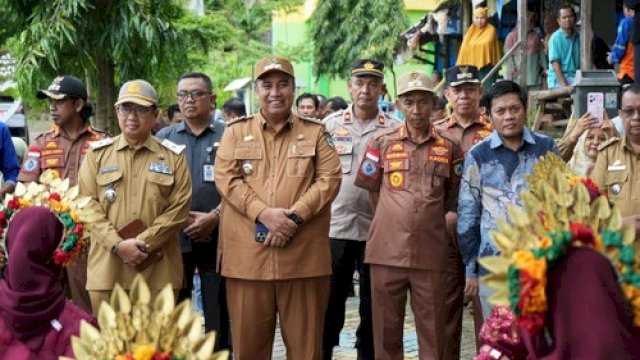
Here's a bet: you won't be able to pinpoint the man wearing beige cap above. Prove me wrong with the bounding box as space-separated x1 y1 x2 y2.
215 56 342 359
355 70 464 360
78 79 192 314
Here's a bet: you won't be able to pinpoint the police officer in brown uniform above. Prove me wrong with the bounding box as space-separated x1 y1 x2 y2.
322 59 400 360
434 65 492 340
19 75 108 313
355 70 464 360
592 85 640 233
78 80 192 314
214 56 342 360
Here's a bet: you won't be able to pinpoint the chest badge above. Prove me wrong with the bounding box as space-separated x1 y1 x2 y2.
242 160 253 175
105 184 117 202
611 183 622 195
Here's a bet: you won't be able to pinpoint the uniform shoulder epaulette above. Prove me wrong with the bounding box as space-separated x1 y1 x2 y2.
323 110 344 122
227 115 253 127
598 137 620 151
160 138 186 155
432 117 448 127
372 126 398 141
89 138 115 150
299 116 325 126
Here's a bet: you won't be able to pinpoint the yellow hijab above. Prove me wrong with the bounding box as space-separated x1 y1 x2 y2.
456 16 501 69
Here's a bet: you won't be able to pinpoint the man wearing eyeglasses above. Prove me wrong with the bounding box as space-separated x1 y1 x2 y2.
18 75 108 314
592 85 640 236
155 72 230 350
78 79 192 314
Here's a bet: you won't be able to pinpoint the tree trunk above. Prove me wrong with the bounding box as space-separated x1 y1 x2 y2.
95 54 118 134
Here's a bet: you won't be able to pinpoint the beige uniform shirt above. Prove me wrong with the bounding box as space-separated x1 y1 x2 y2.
78 135 192 291
324 105 400 241
18 125 109 185
592 136 640 218
214 112 342 280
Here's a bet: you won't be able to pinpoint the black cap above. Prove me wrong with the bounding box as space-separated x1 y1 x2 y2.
446 65 481 87
351 59 384 78
37 76 88 101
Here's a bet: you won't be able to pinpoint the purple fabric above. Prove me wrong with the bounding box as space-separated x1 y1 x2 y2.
0 207 66 351
522 248 640 359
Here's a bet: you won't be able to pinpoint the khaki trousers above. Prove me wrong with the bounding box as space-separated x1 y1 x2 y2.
227 276 330 360
89 289 179 315
370 265 463 360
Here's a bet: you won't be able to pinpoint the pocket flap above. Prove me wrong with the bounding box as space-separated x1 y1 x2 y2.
605 171 628 185
234 147 263 160
147 172 175 186
288 144 316 158
97 171 123 185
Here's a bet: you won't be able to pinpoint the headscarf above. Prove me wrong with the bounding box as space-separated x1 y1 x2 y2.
567 131 596 177
0 207 66 351
456 20 501 68
474 7 489 17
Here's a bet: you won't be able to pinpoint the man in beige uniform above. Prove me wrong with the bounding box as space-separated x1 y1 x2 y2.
78 80 192 313
322 59 400 360
215 56 342 359
592 85 640 233
355 71 464 360
19 75 108 313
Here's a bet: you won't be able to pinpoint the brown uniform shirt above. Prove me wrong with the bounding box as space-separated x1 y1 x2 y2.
434 113 493 153
214 112 342 280
78 135 192 291
18 125 109 185
592 136 640 218
354 124 463 271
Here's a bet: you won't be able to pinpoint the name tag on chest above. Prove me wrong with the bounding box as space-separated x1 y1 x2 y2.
203 164 215 182
149 163 173 175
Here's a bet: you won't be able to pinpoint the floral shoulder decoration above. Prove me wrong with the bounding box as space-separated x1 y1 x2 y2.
479 153 640 335
61 274 229 360
0 170 93 270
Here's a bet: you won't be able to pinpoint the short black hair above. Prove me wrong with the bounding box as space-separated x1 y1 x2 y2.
624 0 637 9
479 93 491 109
296 92 319 109
326 96 348 112
558 5 576 18
317 94 327 107
485 80 527 113
222 97 246 117
167 104 181 120
178 72 213 92
435 96 448 110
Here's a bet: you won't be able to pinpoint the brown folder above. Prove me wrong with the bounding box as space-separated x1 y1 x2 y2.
117 219 164 271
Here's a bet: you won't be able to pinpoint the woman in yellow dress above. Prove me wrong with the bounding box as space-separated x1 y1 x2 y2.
457 7 501 87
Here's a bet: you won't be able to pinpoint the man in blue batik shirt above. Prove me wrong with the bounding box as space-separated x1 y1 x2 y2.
457 81 559 318
0 122 19 198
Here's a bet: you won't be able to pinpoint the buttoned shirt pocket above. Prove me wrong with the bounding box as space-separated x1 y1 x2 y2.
287 144 315 177
96 171 123 206
334 136 354 174
429 163 450 195
605 170 628 199
234 147 262 181
383 159 409 191
147 172 175 208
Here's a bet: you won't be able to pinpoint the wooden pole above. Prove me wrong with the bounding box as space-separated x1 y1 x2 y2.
517 0 527 87
581 0 593 70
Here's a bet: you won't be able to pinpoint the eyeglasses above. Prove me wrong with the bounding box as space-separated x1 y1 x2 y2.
176 90 211 101
620 107 640 118
117 105 155 116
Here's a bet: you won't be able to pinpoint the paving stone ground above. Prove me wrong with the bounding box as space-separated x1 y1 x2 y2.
272 295 477 359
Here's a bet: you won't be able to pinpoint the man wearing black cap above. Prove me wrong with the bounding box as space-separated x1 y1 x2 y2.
19 75 109 313
322 59 400 360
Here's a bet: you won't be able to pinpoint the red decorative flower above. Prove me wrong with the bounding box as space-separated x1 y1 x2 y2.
53 249 71 265
581 178 601 202
74 224 84 236
152 353 171 360
0 211 6 224
569 223 594 245
516 314 544 334
7 199 19 210
49 193 61 202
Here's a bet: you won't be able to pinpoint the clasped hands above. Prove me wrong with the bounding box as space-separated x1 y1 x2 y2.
257 208 301 248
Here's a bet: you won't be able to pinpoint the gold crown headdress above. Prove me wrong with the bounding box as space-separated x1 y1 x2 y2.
479 153 640 334
63 275 229 360
0 170 93 270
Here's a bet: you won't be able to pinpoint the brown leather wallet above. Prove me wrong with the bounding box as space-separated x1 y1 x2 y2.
117 219 164 271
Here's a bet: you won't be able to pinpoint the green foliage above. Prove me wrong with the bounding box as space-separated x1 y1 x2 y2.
310 0 408 80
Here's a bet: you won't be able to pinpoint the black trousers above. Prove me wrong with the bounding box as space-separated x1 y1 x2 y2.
323 239 373 360
178 240 231 350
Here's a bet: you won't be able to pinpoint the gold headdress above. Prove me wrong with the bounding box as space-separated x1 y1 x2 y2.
0 170 93 270
479 153 640 333
64 275 229 360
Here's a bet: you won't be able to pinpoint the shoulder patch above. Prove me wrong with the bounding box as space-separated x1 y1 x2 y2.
89 138 115 150
598 137 620 151
160 139 186 155
299 116 325 126
227 115 253 127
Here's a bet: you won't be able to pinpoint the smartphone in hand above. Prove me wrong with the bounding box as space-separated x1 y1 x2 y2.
587 92 604 128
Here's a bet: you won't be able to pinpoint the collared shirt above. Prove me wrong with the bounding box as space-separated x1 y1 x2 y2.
0 123 19 185
434 113 493 154
214 112 342 280
457 129 559 278
354 124 463 271
324 105 401 241
78 134 192 291
592 136 640 218
547 28 580 87
156 119 224 252
18 125 108 185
